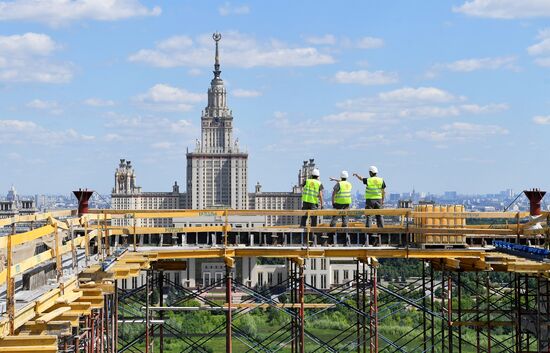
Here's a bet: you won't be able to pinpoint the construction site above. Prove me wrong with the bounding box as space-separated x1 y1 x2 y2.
0 189 547 352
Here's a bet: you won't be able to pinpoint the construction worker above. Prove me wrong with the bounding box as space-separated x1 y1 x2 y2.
300 168 323 228
330 171 352 227
353 166 386 228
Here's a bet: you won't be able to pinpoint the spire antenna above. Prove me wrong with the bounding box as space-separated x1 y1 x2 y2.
213 32 222 78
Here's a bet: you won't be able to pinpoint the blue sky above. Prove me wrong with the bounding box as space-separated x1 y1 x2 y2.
0 0 549 195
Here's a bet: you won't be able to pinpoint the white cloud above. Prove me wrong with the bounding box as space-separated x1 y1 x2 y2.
527 29 550 67
460 103 509 114
304 34 337 45
416 122 508 142
428 56 517 77
83 98 115 107
378 87 457 103
26 99 63 114
267 111 290 129
335 87 507 122
232 89 262 98
533 115 550 125
151 141 174 149
356 36 384 49
333 70 398 85
104 133 122 142
27 99 57 109
0 33 72 83
304 34 384 49
527 29 550 55
0 119 94 145
104 114 196 147
218 2 250 16
322 111 376 122
134 83 204 112
0 0 161 26
187 68 202 76
0 32 56 54
453 0 550 19
534 57 550 67
129 31 335 68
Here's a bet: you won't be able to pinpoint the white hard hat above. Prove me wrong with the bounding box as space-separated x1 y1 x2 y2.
312 168 320 177
341 170 349 179
369 166 378 174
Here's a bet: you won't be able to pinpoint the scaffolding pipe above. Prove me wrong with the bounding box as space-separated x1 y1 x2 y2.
226 265 233 353
299 264 305 353
159 271 165 353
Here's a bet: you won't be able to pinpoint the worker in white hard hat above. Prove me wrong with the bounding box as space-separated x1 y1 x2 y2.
329 170 352 227
300 168 324 231
353 166 386 229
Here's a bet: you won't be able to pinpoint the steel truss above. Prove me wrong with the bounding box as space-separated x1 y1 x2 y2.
115 259 550 353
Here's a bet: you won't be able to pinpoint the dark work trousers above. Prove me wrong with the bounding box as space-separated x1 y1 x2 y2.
365 199 384 228
300 201 319 227
330 203 350 227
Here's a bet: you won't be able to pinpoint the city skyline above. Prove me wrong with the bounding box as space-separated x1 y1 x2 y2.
1 1 550 194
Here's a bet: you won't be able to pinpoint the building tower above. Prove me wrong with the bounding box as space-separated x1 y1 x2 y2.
113 159 141 195
186 32 249 209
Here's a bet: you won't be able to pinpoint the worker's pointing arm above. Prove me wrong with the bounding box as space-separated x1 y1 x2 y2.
352 173 363 181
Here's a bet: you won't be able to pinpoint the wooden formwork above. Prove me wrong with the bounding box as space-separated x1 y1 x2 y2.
414 205 467 248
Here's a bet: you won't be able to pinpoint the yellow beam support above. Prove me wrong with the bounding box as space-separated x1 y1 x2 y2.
0 225 55 248
0 210 73 227
35 307 71 324
18 321 72 337
88 208 530 219
136 248 488 260
108 225 229 235
0 348 57 353
0 335 57 346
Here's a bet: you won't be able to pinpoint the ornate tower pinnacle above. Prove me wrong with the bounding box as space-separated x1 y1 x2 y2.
213 32 222 78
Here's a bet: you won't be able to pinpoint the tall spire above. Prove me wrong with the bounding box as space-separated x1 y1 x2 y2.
213 32 222 78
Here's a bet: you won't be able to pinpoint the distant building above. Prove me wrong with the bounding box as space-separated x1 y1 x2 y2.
444 191 458 200
110 33 305 227
186 33 248 210
111 159 181 227
389 193 401 202
0 185 37 219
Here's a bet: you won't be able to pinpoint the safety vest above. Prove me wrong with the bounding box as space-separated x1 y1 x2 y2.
334 180 352 205
302 178 321 204
365 177 384 200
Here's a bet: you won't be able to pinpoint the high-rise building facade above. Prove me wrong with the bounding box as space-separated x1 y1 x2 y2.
111 33 305 228
186 33 248 210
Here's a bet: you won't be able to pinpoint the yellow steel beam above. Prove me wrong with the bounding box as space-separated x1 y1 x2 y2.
75 296 104 309
0 225 55 249
47 302 92 317
35 307 71 324
137 248 487 260
0 335 57 346
310 226 514 235
88 208 529 219
108 225 229 235
18 321 72 337
0 348 57 353
0 210 73 227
